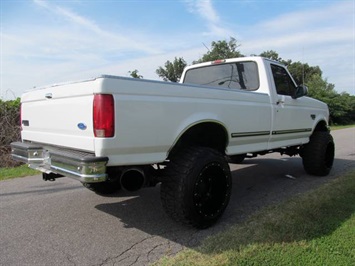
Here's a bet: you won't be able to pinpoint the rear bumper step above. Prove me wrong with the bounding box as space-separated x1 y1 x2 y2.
11 142 108 183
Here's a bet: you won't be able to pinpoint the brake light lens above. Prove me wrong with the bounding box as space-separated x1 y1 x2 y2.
93 94 115 138
212 59 226 64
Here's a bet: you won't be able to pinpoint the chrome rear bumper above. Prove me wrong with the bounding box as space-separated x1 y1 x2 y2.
11 142 108 183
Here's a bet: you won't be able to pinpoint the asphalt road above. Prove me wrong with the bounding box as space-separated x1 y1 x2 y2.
1 128 354 266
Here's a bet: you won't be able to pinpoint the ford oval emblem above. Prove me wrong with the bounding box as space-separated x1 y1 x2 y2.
77 123 87 130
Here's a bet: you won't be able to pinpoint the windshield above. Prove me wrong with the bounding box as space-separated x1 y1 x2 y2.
183 61 259 91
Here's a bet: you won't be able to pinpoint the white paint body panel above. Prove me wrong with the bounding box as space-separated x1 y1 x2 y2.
20 57 329 166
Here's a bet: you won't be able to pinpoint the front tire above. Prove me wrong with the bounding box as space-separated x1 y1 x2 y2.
302 131 335 176
161 147 232 228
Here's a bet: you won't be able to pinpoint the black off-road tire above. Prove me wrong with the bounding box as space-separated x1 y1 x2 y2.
83 180 121 195
161 146 232 228
302 131 335 176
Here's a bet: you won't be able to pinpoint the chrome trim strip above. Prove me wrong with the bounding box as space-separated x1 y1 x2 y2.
231 131 270 138
231 128 312 138
272 128 312 135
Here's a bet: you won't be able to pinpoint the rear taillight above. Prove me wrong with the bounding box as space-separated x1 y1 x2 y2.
93 94 115 138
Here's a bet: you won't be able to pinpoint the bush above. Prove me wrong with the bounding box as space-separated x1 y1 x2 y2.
0 98 22 167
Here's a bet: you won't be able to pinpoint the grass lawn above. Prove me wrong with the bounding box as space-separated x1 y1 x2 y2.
0 164 39 181
156 170 355 265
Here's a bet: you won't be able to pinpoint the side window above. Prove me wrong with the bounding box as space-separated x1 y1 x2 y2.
183 61 259 91
271 64 296 96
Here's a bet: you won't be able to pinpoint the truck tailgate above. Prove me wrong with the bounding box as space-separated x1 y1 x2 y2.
21 79 97 152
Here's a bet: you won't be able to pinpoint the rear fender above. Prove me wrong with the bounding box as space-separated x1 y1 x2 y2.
168 114 228 156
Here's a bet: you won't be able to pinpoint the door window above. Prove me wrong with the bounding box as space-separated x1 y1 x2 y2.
271 64 296 96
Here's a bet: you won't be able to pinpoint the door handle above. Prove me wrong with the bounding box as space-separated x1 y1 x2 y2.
277 100 285 105
45 93 53 99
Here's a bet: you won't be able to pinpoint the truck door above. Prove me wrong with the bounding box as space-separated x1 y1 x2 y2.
268 63 313 149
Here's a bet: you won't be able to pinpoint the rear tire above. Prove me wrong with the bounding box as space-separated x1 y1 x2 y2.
302 131 335 176
161 147 232 228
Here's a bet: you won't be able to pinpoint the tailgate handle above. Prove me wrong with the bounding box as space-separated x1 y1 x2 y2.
45 93 53 99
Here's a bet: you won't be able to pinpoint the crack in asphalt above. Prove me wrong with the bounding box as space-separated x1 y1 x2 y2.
96 230 196 266
96 235 157 266
128 254 140 266
147 242 165 260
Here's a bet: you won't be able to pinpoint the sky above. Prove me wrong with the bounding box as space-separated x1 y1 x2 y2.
1 0 354 99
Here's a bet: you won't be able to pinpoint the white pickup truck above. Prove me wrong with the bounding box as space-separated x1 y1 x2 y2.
11 56 334 228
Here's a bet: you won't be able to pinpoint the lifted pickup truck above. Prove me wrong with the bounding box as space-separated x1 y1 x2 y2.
11 56 334 228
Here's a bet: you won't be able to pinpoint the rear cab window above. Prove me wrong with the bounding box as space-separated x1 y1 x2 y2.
183 61 260 91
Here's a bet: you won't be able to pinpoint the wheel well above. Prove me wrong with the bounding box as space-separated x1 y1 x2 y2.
313 121 329 133
169 122 228 157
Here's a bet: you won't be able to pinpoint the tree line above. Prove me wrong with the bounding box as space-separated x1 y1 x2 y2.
0 98 21 167
131 38 354 125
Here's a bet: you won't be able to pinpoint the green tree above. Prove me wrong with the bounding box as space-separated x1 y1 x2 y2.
128 69 143 79
287 62 322 85
156 57 187 82
259 50 283 62
339 92 355 124
0 98 21 167
194 37 243 63
307 74 355 124
259 50 321 85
